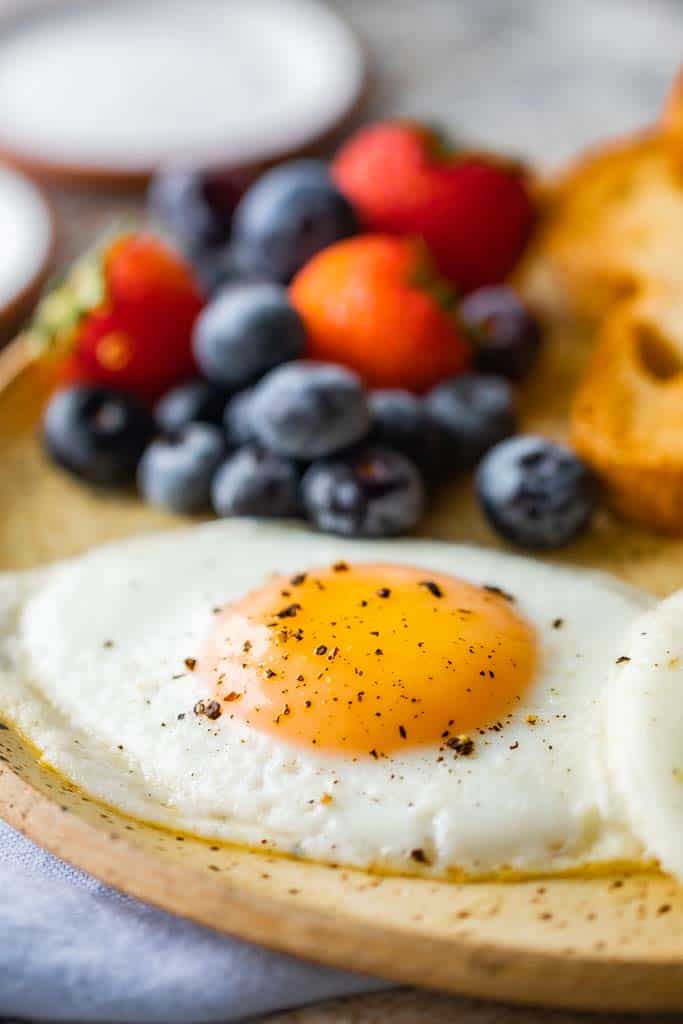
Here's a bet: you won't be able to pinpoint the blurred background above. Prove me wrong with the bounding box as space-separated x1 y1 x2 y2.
0 0 678 267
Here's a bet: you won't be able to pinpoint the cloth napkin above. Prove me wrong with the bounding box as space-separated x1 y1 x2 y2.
0 820 385 1023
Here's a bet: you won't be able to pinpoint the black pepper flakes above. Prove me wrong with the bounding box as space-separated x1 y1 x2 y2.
410 848 430 864
419 580 443 599
332 562 349 572
194 700 222 720
446 734 475 756
276 603 301 619
377 587 391 598
616 656 631 664
483 584 515 602
184 657 197 671
552 618 564 630
290 573 307 586
314 644 328 656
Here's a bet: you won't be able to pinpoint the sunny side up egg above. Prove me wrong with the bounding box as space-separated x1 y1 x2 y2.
0 520 657 879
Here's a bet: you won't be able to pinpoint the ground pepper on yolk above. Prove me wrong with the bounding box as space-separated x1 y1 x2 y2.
199 563 537 757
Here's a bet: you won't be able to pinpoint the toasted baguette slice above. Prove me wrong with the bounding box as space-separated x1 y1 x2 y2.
527 133 683 323
662 68 683 159
571 288 683 533
522 65 683 534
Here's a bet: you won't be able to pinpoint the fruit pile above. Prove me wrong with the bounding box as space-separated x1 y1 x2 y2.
34 120 597 549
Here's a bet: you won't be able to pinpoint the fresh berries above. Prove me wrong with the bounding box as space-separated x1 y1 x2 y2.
223 389 257 448
460 286 541 380
212 446 300 518
290 236 470 392
333 121 535 292
154 378 227 434
425 373 516 470
231 160 358 283
476 435 598 550
43 385 154 487
138 424 225 514
193 283 306 390
34 132 587 545
302 446 425 537
369 389 445 481
249 361 371 459
31 233 204 401
148 167 251 260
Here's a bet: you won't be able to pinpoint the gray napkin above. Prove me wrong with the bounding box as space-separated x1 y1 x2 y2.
0 820 385 1023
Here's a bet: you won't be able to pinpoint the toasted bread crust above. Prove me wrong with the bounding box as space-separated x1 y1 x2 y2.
531 133 679 320
662 67 683 158
523 67 683 533
571 291 683 532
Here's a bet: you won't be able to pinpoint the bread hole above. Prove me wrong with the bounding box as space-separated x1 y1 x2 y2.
636 324 683 381
610 274 637 303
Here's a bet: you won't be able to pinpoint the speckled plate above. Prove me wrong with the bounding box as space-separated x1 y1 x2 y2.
2 327 683 1011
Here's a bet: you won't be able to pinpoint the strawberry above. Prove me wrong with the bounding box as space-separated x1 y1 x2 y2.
29 232 204 401
289 235 470 393
332 121 536 293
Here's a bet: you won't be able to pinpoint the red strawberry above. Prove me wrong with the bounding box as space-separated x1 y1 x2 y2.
30 233 204 401
290 235 470 393
332 121 536 293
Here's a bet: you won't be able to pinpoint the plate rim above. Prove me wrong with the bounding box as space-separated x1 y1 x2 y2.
6 735 683 1014
0 166 56 331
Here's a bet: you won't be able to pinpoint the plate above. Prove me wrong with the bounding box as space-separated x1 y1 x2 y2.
2 326 683 1011
0 0 366 187
0 163 55 334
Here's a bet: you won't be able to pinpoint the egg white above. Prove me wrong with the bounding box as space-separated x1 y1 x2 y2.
0 520 653 878
605 589 683 880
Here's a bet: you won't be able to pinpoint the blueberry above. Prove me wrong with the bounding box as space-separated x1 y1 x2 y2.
138 423 225 514
192 241 273 296
424 373 516 470
148 166 249 258
193 282 305 389
231 160 358 283
302 446 425 538
212 446 300 518
250 361 370 459
43 385 153 487
476 435 598 550
369 389 446 481
223 389 256 447
154 379 227 434
460 285 541 381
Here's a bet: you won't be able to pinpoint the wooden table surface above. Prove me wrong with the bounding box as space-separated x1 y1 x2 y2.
4 1 683 1021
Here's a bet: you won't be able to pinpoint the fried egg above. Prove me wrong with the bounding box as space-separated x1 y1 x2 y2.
0 520 655 878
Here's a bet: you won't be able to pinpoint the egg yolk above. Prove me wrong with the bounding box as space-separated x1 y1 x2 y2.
200 563 537 756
